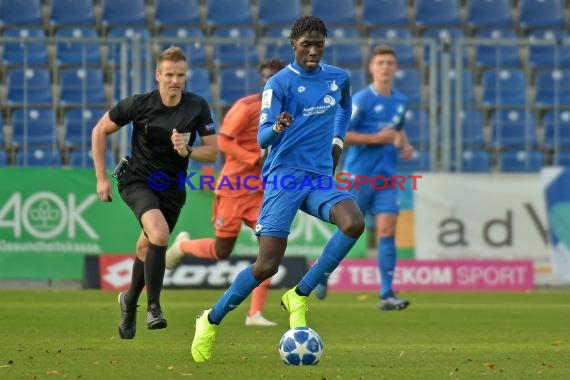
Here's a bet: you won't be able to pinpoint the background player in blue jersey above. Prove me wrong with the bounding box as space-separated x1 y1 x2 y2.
190 16 364 362
316 45 415 310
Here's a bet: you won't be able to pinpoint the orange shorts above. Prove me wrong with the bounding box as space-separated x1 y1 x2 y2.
211 193 262 238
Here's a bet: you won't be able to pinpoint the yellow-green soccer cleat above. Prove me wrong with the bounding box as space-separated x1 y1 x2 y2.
191 309 217 363
280 287 308 328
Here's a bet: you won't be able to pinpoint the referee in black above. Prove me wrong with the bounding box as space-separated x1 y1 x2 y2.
92 46 218 339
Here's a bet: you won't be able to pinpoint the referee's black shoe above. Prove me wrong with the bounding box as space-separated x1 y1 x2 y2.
146 304 167 329
118 291 138 339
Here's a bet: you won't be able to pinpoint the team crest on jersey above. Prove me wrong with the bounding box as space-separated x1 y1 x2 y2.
261 89 273 108
327 80 338 91
374 104 383 112
298 85 306 93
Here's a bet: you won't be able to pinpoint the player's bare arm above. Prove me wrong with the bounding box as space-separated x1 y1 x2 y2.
396 130 415 160
92 111 120 202
189 134 218 162
345 127 396 146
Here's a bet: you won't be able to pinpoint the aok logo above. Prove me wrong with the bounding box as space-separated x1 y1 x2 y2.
0 192 98 239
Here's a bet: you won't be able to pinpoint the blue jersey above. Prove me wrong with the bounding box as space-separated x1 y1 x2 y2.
258 62 352 177
343 85 408 176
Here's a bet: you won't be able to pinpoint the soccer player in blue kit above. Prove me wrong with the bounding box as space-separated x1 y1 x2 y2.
190 15 364 362
317 45 415 310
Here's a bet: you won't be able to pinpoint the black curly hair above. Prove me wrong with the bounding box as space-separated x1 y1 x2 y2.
289 15 328 44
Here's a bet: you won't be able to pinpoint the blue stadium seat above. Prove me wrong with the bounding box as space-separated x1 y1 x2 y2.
438 69 475 106
491 110 538 150
414 0 460 27
0 0 42 26
519 0 565 31
543 110 570 150
481 69 528 107
113 68 155 102
187 68 213 103
107 27 152 66
474 29 521 68
362 0 408 29
16 148 62 167
6 68 53 106
369 28 416 67
55 27 101 66
466 0 512 29
154 0 200 28
212 27 258 67
553 151 570 166
422 28 468 66
206 0 252 28
2 27 49 66
394 69 422 106
263 27 294 63
101 0 147 29
404 109 430 148
310 0 356 26
535 69 570 108
219 68 260 106
159 28 207 67
11 109 57 148
446 110 486 148
325 27 362 67
397 150 431 172
49 0 95 28
257 0 302 28
59 68 107 107
69 149 115 168
528 30 570 69
346 68 367 92
0 150 7 166
63 108 105 148
461 150 491 172
499 151 544 172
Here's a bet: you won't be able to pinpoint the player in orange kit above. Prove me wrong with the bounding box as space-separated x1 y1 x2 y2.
165 59 286 326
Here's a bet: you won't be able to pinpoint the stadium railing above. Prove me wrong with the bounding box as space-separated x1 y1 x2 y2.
1 34 569 172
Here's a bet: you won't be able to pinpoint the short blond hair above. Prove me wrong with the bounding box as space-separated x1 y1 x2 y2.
156 46 187 70
370 44 397 61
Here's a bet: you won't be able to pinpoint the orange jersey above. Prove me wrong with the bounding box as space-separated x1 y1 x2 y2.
215 93 263 197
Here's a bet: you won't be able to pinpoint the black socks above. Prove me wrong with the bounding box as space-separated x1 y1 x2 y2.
144 242 167 308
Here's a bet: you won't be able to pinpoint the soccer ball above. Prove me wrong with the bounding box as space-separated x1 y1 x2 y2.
278 327 324 366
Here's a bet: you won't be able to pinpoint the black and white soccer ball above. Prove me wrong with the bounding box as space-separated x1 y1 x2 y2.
278 327 324 366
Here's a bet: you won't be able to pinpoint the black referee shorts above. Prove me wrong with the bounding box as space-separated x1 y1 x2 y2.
119 181 186 232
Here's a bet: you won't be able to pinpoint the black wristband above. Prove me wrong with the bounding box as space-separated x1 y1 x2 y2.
185 146 193 158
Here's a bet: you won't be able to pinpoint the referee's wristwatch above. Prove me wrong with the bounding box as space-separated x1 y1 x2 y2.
185 146 193 158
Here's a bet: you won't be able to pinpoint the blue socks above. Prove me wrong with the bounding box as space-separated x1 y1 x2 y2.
297 230 358 295
378 236 396 299
209 266 260 324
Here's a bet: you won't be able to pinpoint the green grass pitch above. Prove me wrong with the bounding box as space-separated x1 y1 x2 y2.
1 290 568 379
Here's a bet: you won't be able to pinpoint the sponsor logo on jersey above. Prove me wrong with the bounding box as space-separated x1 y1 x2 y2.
261 89 273 108
327 80 338 91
